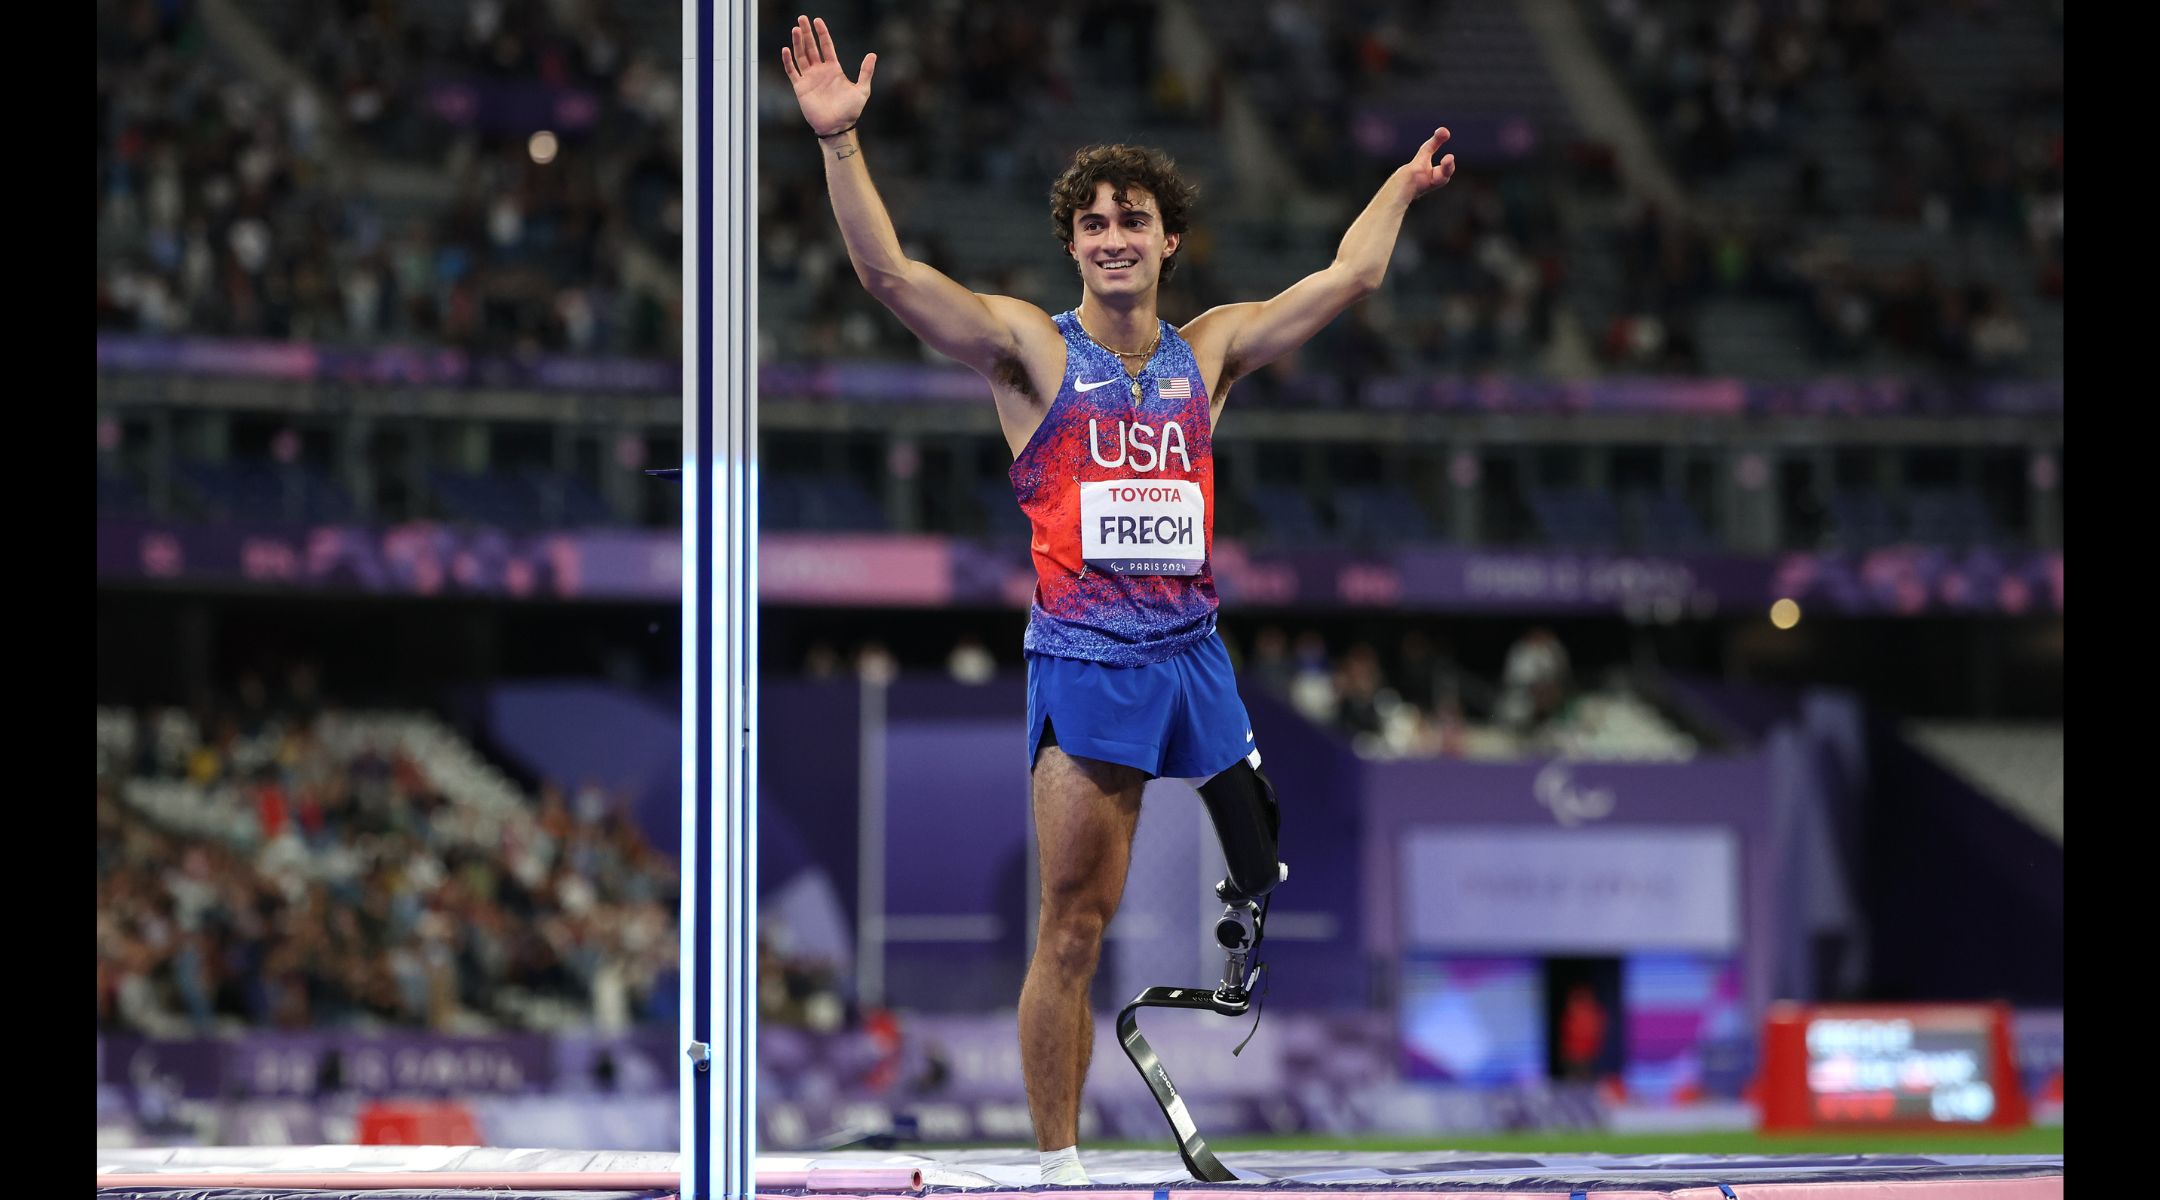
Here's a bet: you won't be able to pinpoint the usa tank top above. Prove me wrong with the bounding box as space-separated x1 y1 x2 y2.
1010 310 1219 666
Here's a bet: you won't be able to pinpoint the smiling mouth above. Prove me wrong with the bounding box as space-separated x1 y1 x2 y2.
1098 259 1138 272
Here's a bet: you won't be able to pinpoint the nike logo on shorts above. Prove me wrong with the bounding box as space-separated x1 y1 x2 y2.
1074 378 1120 393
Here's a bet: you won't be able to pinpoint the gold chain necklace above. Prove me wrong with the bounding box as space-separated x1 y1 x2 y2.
1078 318 1159 405
1079 319 1161 361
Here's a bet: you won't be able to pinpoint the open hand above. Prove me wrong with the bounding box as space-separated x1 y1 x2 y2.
781 15 875 136
1407 127 1457 197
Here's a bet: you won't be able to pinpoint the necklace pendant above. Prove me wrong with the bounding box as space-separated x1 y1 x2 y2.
1128 379 1143 404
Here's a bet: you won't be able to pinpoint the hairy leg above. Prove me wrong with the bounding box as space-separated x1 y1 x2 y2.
1018 742 1146 1151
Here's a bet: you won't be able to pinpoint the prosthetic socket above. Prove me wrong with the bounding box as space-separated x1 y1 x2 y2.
1196 757 1285 1003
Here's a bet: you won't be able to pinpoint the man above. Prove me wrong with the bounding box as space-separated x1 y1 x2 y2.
782 14 1455 1182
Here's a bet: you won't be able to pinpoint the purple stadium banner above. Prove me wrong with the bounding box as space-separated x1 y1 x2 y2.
95 336 678 394
95 1017 1610 1147
98 1033 563 1100
1353 108 1545 162
97 336 2062 415
95 519 2064 616
93 1088 1608 1151
425 78 603 136
91 1012 2064 1148
1397 826 1743 952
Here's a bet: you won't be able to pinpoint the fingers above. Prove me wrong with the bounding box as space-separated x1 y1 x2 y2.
815 16 839 65
791 15 824 65
1438 153 1456 184
781 46 798 81
859 52 876 90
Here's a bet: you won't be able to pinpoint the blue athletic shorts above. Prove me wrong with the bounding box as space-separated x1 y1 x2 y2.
1026 631 1256 780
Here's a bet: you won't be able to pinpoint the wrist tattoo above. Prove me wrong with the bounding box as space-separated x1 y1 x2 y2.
834 143 857 159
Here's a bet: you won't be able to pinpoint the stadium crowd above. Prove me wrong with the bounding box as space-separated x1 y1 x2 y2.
97 0 2060 378
96 0 680 355
1585 0 2062 374
796 627 1695 761
95 666 682 1035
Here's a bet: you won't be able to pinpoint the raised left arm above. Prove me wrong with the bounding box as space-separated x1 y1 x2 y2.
1185 127 1456 400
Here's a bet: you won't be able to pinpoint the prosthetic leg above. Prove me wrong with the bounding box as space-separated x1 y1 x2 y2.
1117 757 1285 1182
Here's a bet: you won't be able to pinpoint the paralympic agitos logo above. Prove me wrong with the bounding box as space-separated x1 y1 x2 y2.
1534 762 1616 826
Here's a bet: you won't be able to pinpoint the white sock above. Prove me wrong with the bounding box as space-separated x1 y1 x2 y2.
1039 1145 1089 1185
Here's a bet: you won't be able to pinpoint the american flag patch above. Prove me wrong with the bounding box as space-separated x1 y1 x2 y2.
1158 376 1194 399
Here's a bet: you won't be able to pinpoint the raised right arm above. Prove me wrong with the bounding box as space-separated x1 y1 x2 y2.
783 16 1046 378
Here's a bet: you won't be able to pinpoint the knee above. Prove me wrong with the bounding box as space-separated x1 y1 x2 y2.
1036 895 1111 975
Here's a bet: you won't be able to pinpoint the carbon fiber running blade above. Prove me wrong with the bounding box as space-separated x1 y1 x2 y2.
1117 986 1245 1183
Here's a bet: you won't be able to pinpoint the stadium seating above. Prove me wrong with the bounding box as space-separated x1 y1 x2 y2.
177 460 356 524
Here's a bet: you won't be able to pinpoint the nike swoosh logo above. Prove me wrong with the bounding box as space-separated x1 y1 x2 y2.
1074 378 1121 393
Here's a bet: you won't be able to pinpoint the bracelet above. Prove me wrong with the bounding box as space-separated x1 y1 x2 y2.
815 121 858 140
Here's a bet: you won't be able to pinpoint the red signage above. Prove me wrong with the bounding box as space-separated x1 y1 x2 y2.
1760 1002 2029 1132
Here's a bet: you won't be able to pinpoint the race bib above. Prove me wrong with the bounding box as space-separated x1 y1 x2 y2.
1080 480 1206 575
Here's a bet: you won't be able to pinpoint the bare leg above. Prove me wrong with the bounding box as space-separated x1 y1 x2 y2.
1018 743 1146 1152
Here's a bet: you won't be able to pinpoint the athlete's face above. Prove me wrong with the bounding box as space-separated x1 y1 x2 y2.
1069 183 1179 300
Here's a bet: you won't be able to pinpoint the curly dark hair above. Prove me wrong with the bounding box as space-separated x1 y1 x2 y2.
1049 144 1200 280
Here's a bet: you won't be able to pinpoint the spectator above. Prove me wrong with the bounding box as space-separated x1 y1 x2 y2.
1247 626 1296 698
1333 642 1391 741
1288 631 1336 725
855 641 899 686
1497 626 1573 736
947 633 997 685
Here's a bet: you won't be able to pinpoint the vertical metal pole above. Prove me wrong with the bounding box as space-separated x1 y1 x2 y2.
684 1 757 1197
857 676 888 1007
